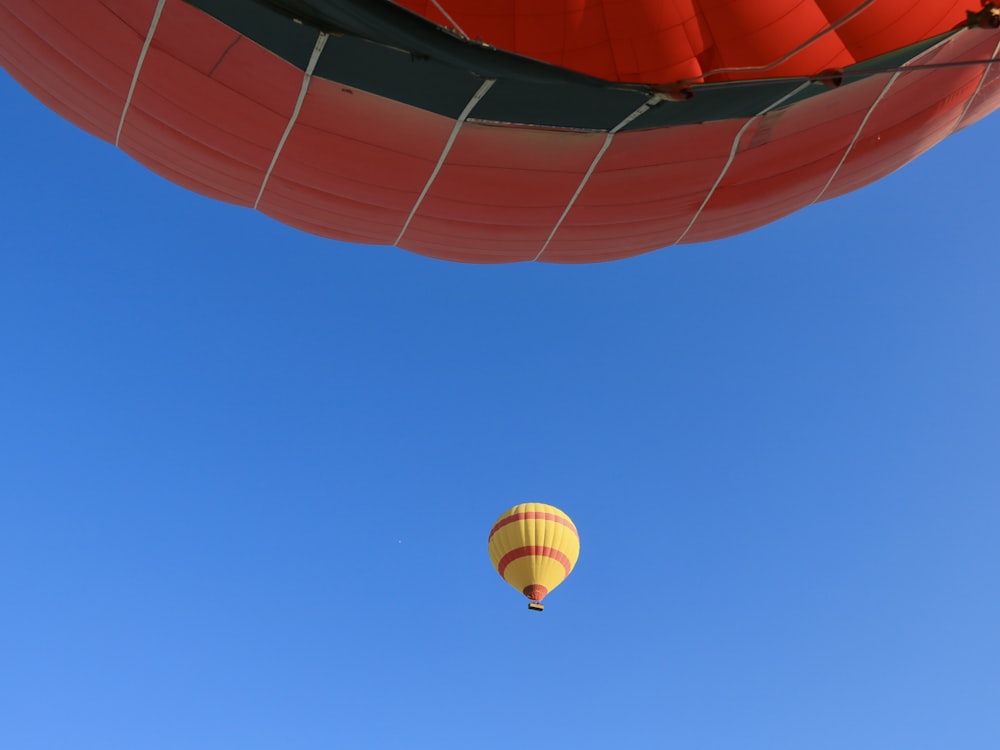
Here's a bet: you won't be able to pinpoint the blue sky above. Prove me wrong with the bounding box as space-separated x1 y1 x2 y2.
1 67 999 750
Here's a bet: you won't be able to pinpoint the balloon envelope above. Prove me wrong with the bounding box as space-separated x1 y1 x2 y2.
488 503 580 607
2 0 999 262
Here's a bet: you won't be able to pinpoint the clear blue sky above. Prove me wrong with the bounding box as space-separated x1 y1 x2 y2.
1 68 998 750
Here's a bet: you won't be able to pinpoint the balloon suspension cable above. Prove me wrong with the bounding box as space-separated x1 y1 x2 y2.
680 0 877 84
822 55 1000 81
429 0 468 40
665 4 1000 94
683 55 1000 94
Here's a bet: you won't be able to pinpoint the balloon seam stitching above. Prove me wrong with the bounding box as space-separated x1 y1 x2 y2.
116 0 167 147
254 32 329 210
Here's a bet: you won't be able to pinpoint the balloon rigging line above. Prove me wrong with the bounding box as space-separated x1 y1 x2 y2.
811 71 901 205
429 0 468 40
811 31 951 204
673 82 812 246
394 78 496 246
255 32 329 210
833 55 1000 78
690 54 1000 93
683 0 877 83
953 38 1000 132
533 94 668 261
116 0 166 147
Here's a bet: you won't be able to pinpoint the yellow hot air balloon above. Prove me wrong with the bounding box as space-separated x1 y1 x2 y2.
488 503 580 612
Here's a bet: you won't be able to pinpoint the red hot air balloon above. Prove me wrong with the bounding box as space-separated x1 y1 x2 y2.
1 1 999 263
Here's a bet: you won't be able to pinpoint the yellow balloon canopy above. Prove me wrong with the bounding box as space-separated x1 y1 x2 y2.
488 503 580 612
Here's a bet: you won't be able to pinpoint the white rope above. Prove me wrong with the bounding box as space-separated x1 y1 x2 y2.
811 32 958 205
429 0 468 39
533 95 665 261
673 82 812 245
810 72 900 205
688 0 876 83
255 33 328 209
394 79 495 245
116 0 167 146
953 38 1000 133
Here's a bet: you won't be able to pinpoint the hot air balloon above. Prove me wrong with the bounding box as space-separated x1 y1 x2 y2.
2 1 1000 262
488 503 580 611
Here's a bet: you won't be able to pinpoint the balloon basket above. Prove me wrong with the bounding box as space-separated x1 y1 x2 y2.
527 601 544 612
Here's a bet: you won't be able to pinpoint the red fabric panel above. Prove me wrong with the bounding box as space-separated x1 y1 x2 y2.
2 1 999 263
820 33 993 201
816 0 969 62
540 120 747 261
690 0 855 80
401 124 605 262
258 77 456 246
957 48 1000 130
393 0 973 84
0 0 149 140
538 30 1000 259
117 0 301 206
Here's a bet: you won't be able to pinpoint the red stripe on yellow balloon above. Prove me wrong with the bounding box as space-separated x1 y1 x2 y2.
487 503 580 611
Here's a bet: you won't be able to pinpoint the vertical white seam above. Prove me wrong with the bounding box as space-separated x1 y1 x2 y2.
532 95 664 262
953 38 1000 133
394 78 495 246
254 33 329 210
116 0 167 146
673 82 812 245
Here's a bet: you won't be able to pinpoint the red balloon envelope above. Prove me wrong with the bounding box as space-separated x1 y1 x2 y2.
2 0 999 262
